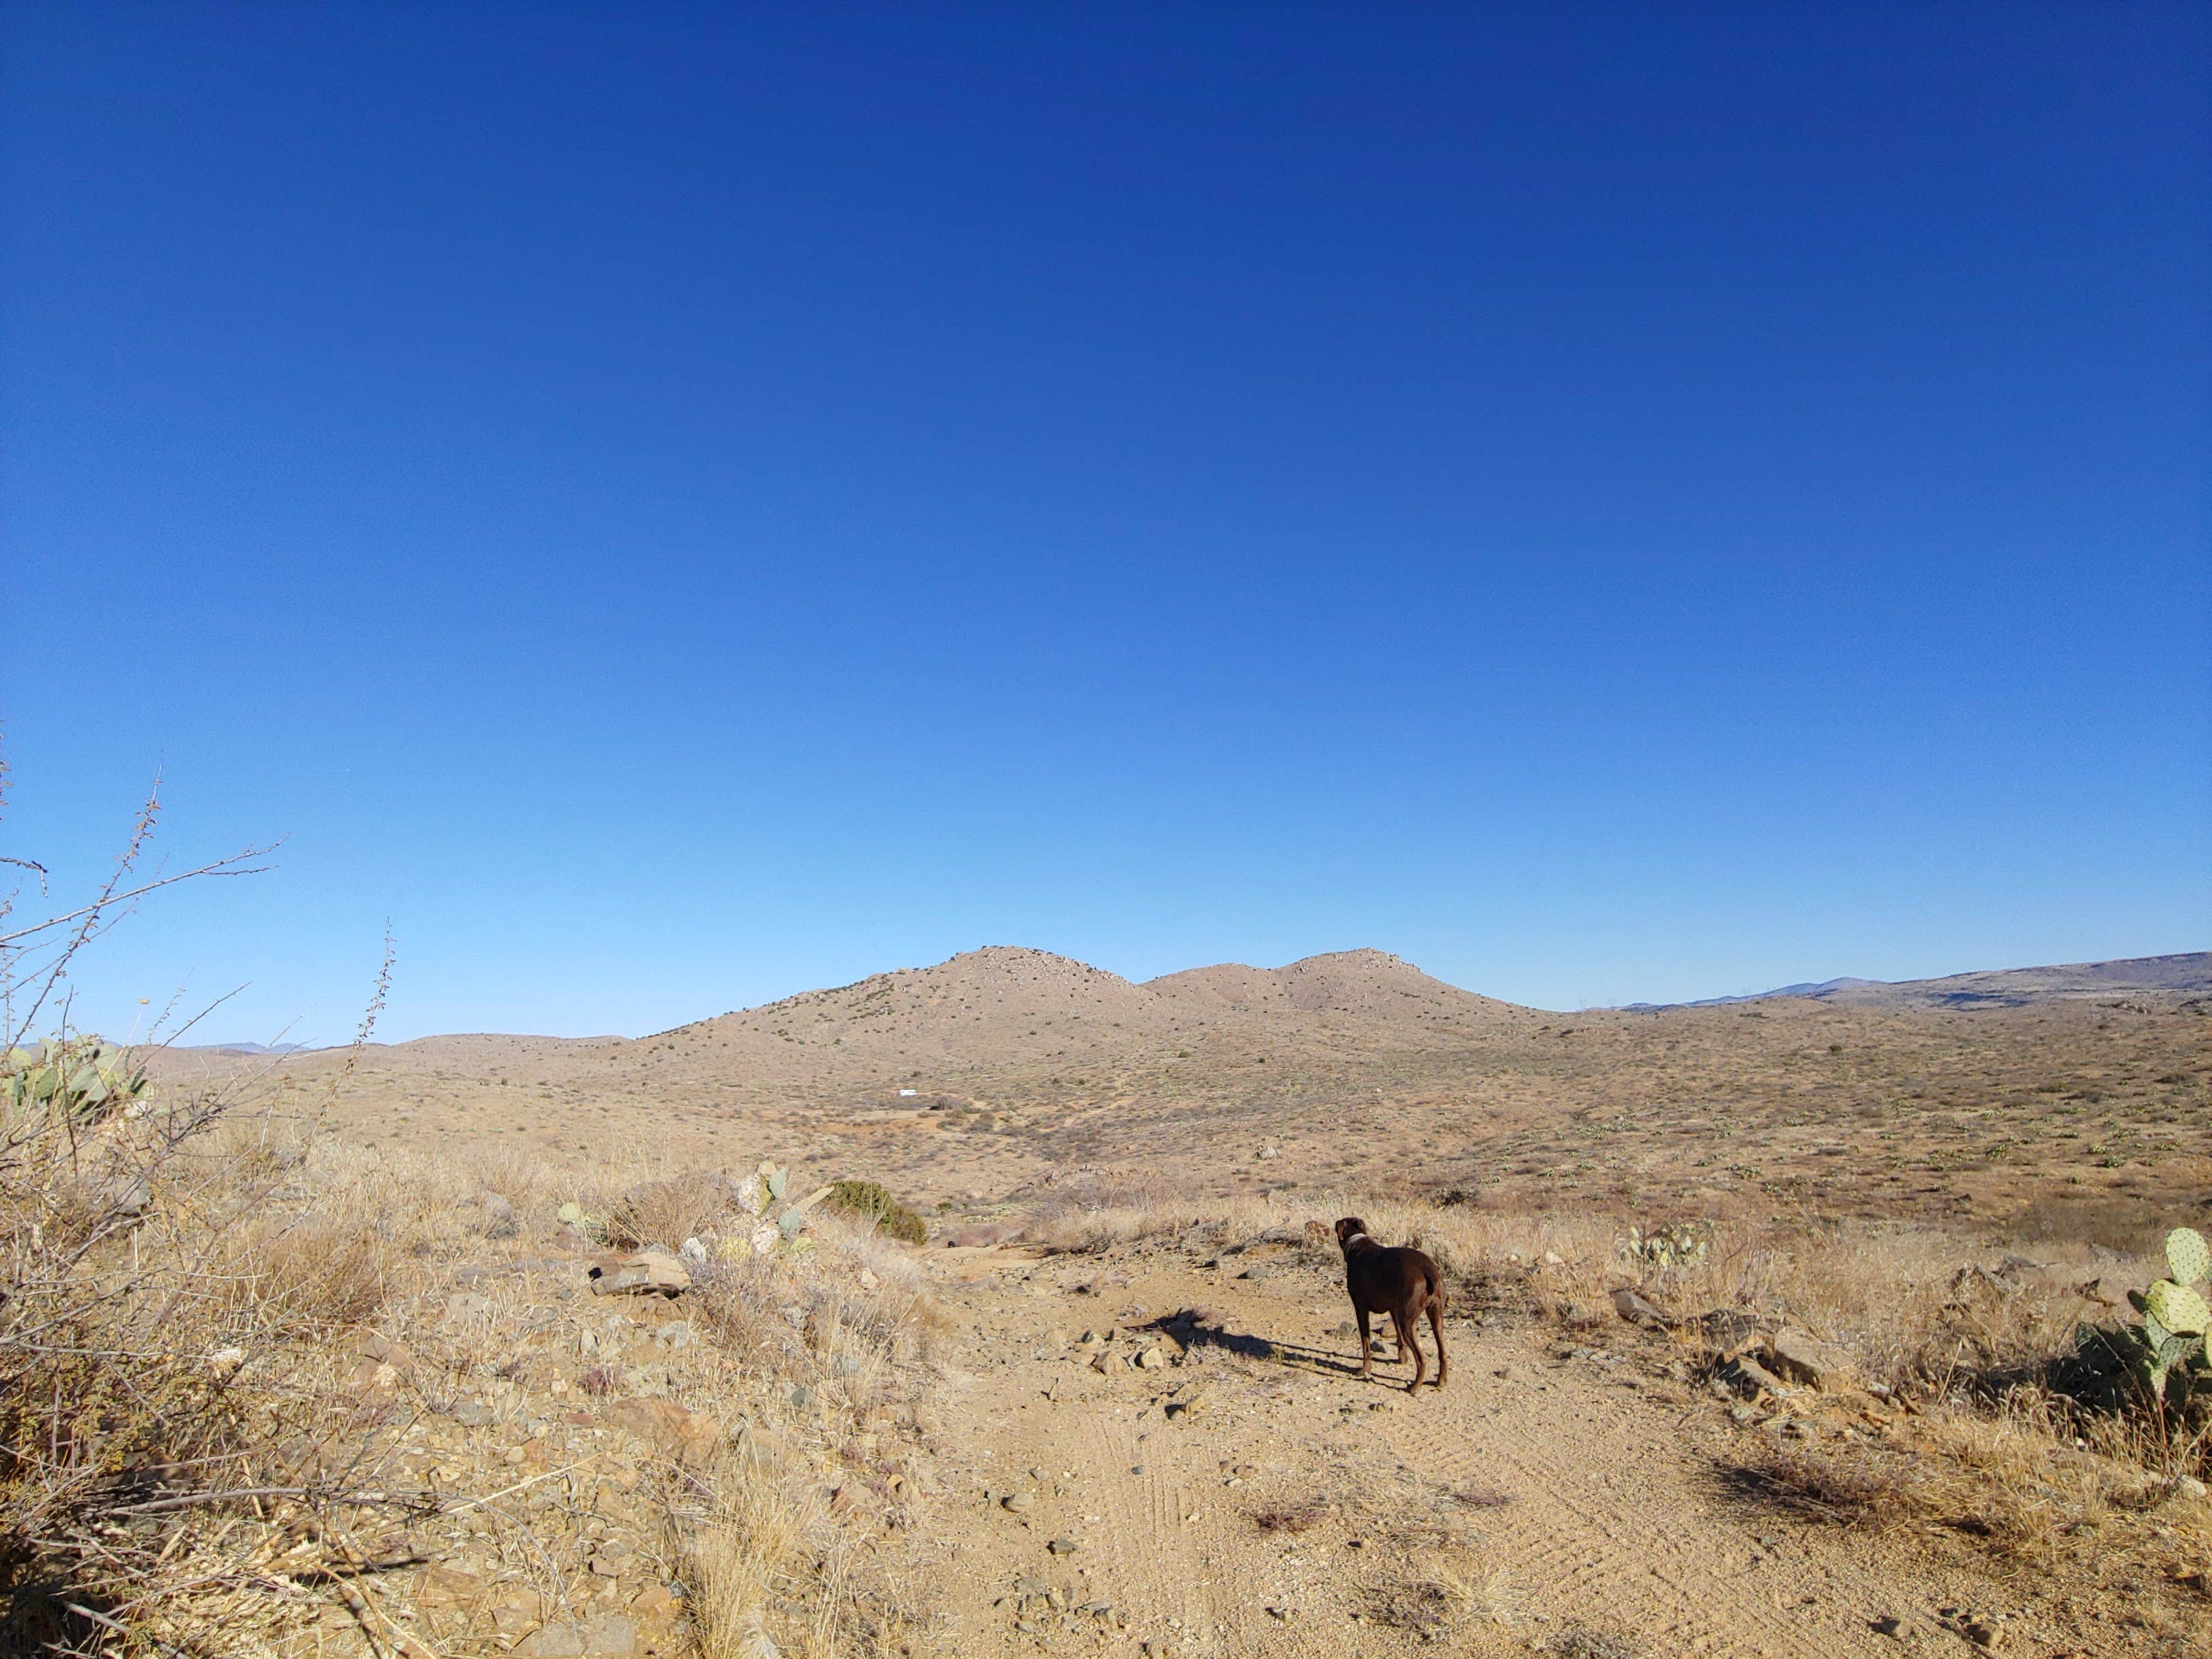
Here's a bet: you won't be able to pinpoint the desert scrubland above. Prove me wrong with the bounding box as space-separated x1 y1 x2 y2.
11 945 2211 1656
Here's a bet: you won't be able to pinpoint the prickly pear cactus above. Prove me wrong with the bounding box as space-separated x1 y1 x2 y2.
2 1039 149 1124
719 1160 832 1258
1623 1221 1708 1271
2093 1223 2212 1404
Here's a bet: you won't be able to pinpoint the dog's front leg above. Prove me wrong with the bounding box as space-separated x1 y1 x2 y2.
1355 1304 1374 1378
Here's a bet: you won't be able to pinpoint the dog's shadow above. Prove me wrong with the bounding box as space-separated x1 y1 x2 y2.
1142 1314 1425 1390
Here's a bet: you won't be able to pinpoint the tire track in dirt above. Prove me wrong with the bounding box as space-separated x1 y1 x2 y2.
902 1250 2070 1658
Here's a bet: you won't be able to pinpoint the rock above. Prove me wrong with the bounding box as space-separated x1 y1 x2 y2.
1764 1328 1851 1391
942 1223 1009 1248
1610 1286 1673 1327
478 1193 520 1239
2074 1275 2125 1308
588 1250 691 1298
414 1566 485 1610
678 1237 709 1269
1695 1308 1764 1347
354 1328 414 1372
451 1399 493 1428
517 1614 638 1658
1719 1353 1786 1399
1870 1615 1909 1639
441 1291 495 1326
604 1397 721 1465
2171 1475 2209 1502
1090 1351 1126 1374
1166 1391 1210 1420
1136 1347 1168 1370
1046 1536 1078 1555
1542 1250 1565 1267
1493 1364 1526 1382
107 1175 154 1219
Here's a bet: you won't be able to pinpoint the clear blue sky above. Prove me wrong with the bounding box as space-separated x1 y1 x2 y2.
4 4 2207 1042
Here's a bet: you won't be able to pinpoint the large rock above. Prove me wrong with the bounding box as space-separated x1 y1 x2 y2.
1718 1352 1788 1399
1763 1328 1853 1391
588 1250 691 1298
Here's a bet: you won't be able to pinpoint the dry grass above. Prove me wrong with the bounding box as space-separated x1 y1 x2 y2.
0 1051 942 1657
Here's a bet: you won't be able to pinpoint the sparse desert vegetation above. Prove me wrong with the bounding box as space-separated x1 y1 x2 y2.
9 794 2210 1653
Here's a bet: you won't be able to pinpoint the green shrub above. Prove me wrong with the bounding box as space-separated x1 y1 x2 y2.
825 1179 927 1245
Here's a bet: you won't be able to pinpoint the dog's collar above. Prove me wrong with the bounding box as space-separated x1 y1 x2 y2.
1343 1231 1372 1247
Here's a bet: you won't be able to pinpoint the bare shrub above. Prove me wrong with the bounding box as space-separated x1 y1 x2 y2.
604 1168 743 1250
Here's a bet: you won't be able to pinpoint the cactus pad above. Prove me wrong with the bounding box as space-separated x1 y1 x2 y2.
2165 1227 2208 1289
2144 1279 2209 1336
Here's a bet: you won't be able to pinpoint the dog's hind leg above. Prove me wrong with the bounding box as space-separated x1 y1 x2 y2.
1395 1308 1425 1393
1426 1295 1448 1387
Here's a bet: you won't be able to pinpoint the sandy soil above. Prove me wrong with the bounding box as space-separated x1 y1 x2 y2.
892 1244 2077 1659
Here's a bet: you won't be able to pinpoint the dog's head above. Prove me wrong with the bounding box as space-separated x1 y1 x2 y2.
1334 1216 1372 1251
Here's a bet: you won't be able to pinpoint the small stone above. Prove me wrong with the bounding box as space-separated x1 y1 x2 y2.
588 1250 691 1298
1001 1491 1034 1513
1610 1286 1673 1327
1046 1536 1078 1555
451 1399 493 1428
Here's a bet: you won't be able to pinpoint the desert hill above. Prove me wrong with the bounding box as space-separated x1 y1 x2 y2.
1146 946 1528 1032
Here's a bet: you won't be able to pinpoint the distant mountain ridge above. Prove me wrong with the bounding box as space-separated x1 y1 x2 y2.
1620 952 2210 1012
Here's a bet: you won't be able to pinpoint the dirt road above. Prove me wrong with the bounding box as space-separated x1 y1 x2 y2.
895 1244 2076 1659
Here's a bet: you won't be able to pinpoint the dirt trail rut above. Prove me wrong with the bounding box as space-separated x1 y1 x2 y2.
894 1245 2087 1658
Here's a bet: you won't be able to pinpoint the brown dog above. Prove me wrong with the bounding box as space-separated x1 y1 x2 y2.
1335 1216 1448 1392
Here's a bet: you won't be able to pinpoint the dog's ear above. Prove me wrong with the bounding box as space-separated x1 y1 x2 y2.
1335 1216 1364 1244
